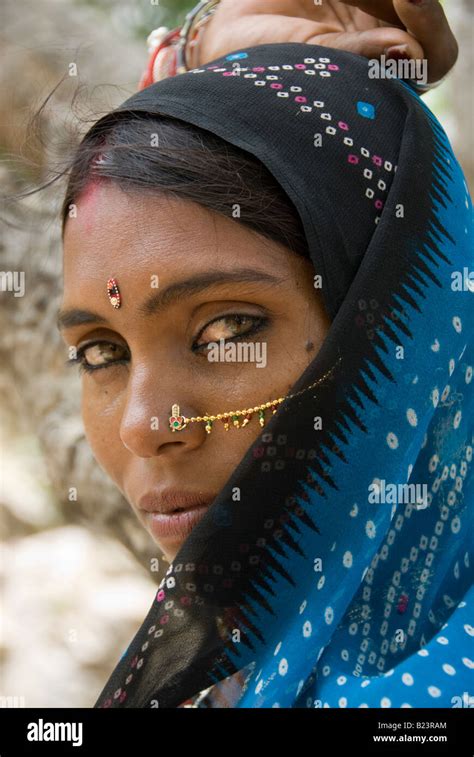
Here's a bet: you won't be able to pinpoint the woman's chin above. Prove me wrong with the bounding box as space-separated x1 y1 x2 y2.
151 533 182 563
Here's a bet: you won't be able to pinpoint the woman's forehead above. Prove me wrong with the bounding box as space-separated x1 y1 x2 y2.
63 184 303 277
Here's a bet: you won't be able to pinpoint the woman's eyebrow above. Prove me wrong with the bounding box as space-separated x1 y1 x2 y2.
57 308 107 331
57 268 284 331
138 269 284 317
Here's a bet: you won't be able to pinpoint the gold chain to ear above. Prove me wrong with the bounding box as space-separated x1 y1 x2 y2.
169 356 342 433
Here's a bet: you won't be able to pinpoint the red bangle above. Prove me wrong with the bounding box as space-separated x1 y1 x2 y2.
138 27 181 90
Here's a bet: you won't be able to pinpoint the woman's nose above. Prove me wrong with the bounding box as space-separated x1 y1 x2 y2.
119 370 205 458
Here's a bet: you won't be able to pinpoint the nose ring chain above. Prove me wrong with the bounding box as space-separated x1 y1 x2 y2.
168 357 342 434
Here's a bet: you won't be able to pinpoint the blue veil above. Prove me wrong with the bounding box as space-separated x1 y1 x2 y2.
84 43 473 708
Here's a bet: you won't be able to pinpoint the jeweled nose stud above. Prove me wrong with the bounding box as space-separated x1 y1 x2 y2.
169 404 188 432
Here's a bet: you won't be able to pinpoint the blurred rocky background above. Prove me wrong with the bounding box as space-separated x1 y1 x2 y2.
0 0 472 708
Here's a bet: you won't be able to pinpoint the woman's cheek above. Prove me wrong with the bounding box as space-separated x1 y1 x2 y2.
81 380 126 472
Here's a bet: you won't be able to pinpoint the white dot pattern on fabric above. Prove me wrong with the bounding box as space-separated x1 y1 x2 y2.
163 47 474 712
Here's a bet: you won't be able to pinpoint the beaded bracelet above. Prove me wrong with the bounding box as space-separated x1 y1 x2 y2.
138 0 220 89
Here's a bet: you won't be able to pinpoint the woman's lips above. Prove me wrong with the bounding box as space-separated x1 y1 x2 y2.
136 489 216 541
145 504 211 540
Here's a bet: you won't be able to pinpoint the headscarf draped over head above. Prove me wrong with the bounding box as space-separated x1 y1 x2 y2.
85 43 473 708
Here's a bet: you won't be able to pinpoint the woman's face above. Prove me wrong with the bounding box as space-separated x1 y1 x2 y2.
60 181 331 562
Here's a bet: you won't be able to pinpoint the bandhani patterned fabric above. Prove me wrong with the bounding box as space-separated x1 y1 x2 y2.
81 43 472 708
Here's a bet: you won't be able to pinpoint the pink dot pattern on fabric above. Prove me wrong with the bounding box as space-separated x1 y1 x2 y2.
187 55 397 223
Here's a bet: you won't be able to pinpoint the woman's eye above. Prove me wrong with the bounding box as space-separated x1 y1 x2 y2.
67 316 268 373
193 314 268 352
68 341 129 374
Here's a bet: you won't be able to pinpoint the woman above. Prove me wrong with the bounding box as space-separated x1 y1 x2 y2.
54 5 473 708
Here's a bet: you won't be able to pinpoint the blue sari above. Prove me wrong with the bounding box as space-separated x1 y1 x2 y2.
85 43 473 708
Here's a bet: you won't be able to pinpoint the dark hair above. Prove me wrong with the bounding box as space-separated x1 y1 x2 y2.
60 111 310 258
